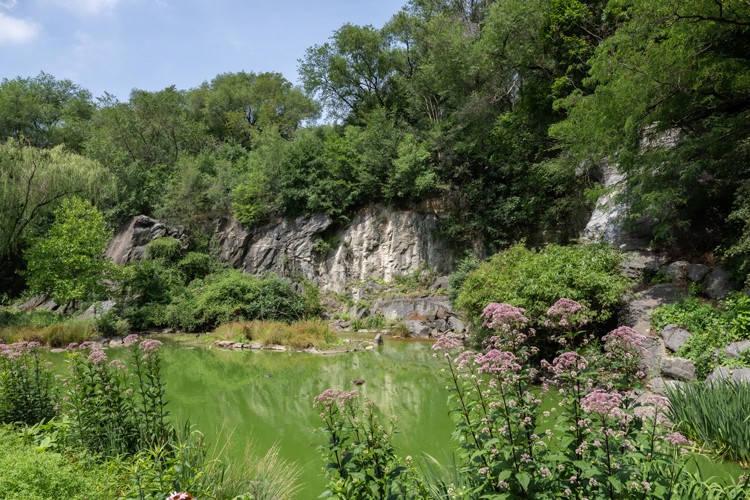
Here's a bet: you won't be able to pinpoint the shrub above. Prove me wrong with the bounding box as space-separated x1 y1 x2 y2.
454 243 630 333
667 379 750 466
0 429 118 499
166 270 320 331
145 236 184 262
212 319 338 349
177 251 214 281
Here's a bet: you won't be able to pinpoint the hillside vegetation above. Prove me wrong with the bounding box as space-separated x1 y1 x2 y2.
1 0 749 303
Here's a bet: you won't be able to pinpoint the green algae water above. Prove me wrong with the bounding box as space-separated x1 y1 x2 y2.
157 339 454 496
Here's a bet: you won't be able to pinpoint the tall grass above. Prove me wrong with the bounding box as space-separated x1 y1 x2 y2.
212 320 339 349
0 318 97 346
667 379 750 465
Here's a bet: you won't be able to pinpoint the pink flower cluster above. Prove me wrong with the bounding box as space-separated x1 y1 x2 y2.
139 339 163 352
545 298 589 328
603 327 645 350
475 350 521 377
314 388 359 408
581 389 623 418
0 341 40 359
481 303 529 331
431 334 463 352
546 352 588 378
87 349 108 365
167 492 193 500
123 334 140 346
664 432 690 446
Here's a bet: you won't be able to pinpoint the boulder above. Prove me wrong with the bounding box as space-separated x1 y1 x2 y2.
660 324 692 353
401 320 431 338
373 297 452 321
348 304 369 321
645 376 682 396
704 266 735 299
706 366 750 384
619 251 662 280
619 284 682 336
638 336 666 375
665 261 690 283
660 357 697 381
687 264 710 283
79 300 116 319
429 276 451 291
448 316 466 333
106 215 187 265
725 340 750 360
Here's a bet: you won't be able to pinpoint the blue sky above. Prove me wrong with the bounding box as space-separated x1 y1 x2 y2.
0 0 406 101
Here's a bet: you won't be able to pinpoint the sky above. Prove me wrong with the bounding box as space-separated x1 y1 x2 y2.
0 0 406 101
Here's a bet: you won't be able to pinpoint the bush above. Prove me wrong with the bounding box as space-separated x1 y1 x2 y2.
177 251 214 282
454 243 629 332
145 236 184 262
165 270 320 331
0 429 117 499
213 319 338 349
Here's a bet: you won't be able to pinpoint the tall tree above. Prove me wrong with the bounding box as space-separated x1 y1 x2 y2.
0 73 94 151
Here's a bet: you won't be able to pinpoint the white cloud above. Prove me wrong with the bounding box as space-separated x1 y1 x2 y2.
54 0 121 15
0 1 18 10
0 12 39 45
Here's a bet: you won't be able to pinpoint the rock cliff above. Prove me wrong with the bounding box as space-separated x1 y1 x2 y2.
215 206 455 292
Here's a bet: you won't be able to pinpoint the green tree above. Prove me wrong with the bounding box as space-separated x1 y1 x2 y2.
0 72 94 151
24 197 114 304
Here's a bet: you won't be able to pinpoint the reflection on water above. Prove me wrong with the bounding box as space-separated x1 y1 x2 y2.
159 341 454 496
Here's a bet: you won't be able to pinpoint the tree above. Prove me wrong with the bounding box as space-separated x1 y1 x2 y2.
0 72 94 151
24 197 114 304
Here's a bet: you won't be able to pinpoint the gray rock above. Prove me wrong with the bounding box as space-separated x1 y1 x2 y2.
619 251 663 280
448 316 465 333
645 376 682 396
373 297 452 321
401 320 431 338
79 300 117 319
374 333 383 345
660 357 697 381
660 324 692 353
215 206 457 293
216 341 234 348
348 304 369 320
639 336 666 375
704 266 735 299
106 215 187 265
688 264 710 283
429 276 451 291
725 340 750 360
706 366 750 384
433 319 447 332
665 261 690 283
620 284 682 336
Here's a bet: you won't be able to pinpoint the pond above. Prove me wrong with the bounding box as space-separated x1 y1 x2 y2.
156 339 454 496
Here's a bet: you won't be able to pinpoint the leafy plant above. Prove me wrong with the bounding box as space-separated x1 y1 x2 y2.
0 341 58 425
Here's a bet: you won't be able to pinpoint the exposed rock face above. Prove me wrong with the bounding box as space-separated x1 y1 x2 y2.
216 206 455 292
106 216 187 265
619 284 682 336
725 340 750 360
704 266 735 299
582 163 653 250
707 366 750 384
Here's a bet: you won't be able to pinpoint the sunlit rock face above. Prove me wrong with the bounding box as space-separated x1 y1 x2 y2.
106 215 187 265
216 205 456 292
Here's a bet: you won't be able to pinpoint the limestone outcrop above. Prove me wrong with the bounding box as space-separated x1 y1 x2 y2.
215 206 456 292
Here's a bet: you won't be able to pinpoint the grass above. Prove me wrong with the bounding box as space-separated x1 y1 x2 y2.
211 319 340 349
666 379 750 466
0 318 97 347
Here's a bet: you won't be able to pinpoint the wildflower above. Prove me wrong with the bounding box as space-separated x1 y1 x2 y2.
475 349 521 377
499 481 509 488
641 481 651 492
109 359 126 370
478 467 489 475
481 303 529 330
87 349 108 365
139 339 163 352
546 298 589 328
664 432 690 446
431 334 463 352
547 351 587 378
313 388 358 408
581 390 623 418
167 493 193 500
123 334 140 346
78 341 94 350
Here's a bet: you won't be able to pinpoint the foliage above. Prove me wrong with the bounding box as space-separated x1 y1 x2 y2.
164 270 320 331
313 389 416 499
0 341 58 425
0 72 94 151
454 243 629 334
212 319 339 349
23 197 115 304
0 428 118 500
667 379 750 466
65 337 170 456
145 236 185 262
651 292 750 377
